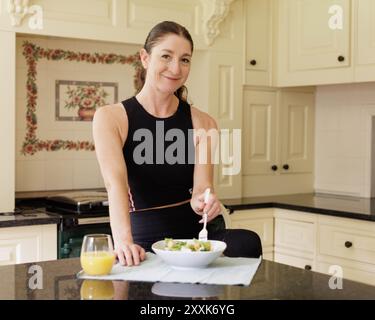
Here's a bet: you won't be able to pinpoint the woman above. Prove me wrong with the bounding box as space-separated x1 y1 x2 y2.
93 21 262 266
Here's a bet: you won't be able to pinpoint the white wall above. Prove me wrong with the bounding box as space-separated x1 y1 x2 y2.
315 83 375 197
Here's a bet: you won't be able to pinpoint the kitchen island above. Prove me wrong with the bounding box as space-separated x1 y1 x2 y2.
1 256 375 300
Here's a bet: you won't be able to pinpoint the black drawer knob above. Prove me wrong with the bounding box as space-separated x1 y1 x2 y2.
304 265 312 271
283 164 289 170
345 241 353 248
250 59 257 66
338 55 345 62
271 165 278 171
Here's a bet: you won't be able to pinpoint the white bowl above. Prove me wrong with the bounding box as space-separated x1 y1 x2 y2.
151 239 227 269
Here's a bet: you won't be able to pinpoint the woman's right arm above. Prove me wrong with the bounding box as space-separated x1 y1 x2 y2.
92 105 145 266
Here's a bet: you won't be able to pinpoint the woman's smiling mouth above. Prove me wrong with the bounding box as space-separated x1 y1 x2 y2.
163 75 181 81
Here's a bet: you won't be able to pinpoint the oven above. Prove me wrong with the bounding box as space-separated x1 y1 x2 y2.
45 191 112 259
57 215 112 259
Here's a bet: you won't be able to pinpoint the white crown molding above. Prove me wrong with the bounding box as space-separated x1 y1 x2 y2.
201 0 235 46
8 0 43 29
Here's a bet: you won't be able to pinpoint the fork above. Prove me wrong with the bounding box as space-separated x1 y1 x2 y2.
198 188 210 241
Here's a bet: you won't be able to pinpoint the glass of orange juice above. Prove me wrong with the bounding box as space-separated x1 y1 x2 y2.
80 234 115 276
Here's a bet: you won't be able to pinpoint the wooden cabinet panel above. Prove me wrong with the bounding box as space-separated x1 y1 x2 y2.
230 209 274 260
244 0 272 86
356 0 375 66
243 88 314 177
0 225 57 266
355 0 375 81
319 224 375 265
276 0 353 86
280 92 315 173
243 89 277 175
288 0 350 71
275 218 315 254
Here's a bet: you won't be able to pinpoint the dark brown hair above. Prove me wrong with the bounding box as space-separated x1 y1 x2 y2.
138 21 194 101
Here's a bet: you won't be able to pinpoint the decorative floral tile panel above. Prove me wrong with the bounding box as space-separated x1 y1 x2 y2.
21 41 142 155
55 80 118 122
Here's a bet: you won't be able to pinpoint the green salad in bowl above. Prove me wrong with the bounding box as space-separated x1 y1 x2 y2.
164 238 212 252
152 238 226 269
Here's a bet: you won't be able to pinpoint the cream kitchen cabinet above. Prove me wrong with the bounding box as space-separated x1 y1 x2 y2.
274 209 317 271
229 207 375 285
276 0 375 86
229 209 274 261
354 0 375 81
275 0 353 86
0 224 57 266
244 0 273 86
316 215 375 285
242 87 315 196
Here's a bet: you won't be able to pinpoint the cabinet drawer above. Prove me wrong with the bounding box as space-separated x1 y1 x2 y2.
317 261 375 286
275 218 315 253
274 252 314 271
319 224 375 265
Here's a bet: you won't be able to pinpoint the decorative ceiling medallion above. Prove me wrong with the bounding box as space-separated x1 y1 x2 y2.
8 0 43 29
201 0 235 46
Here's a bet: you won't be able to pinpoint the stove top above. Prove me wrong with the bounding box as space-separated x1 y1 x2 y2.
46 191 109 215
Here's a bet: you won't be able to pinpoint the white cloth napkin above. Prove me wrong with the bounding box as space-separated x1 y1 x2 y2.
77 252 262 286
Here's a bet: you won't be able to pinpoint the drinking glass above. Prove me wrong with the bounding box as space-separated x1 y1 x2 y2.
80 234 115 276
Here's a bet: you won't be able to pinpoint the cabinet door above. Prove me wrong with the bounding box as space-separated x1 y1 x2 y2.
288 0 350 71
245 0 272 86
280 91 314 173
0 225 57 265
243 90 278 175
355 0 375 81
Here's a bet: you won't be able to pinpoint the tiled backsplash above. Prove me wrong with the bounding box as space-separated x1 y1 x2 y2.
15 36 141 192
315 83 375 197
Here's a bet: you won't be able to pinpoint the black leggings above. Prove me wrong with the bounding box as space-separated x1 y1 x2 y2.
130 202 262 258
209 228 262 258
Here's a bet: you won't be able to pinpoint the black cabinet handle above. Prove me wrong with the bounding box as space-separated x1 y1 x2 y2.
250 59 257 66
304 265 312 271
271 165 278 171
283 164 289 170
345 241 353 248
338 55 345 62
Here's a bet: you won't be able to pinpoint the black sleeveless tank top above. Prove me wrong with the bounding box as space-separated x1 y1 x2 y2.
121 96 195 212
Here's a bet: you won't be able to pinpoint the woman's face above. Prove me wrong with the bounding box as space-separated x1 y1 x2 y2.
141 34 192 95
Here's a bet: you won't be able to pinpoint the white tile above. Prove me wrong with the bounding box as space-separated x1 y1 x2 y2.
72 159 102 189
338 105 362 131
44 160 73 190
315 104 340 131
16 160 46 192
315 131 339 158
337 131 366 158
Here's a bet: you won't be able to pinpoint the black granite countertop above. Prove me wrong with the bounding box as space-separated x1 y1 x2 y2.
1 257 375 300
222 193 375 222
0 208 60 228
3 192 375 228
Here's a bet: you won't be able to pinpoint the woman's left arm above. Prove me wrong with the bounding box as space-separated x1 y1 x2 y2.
190 106 222 223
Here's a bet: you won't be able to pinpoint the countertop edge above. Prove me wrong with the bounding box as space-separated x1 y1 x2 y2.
226 202 375 222
0 217 60 228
